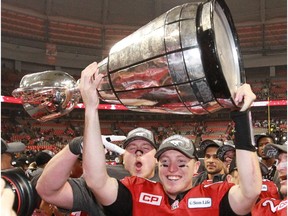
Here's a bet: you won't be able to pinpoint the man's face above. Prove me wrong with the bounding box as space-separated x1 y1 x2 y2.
158 150 199 200
123 139 157 179
257 137 274 159
277 152 287 196
223 150 235 171
204 146 224 176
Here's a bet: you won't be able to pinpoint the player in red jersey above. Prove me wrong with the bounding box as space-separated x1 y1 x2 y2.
79 62 262 216
219 145 280 200
252 142 287 215
36 128 159 215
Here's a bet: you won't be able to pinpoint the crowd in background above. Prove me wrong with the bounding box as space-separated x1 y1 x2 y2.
1 113 286 155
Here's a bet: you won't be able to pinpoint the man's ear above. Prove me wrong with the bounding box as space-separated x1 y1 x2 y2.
194 160 201 174
226 174 233 183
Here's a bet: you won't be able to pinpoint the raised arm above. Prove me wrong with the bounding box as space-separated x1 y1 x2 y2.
36 145 78 209
80 62 119 206
228 84 262 215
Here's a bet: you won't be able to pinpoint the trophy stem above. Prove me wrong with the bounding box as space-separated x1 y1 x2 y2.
62 86 80 109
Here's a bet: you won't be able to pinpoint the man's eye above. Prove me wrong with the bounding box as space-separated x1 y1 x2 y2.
179 164 186 168
162 164 168 167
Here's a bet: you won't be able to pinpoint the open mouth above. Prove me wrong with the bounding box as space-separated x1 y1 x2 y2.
135 161 142 170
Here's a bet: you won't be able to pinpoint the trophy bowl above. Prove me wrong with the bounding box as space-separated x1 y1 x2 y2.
12 71 81 122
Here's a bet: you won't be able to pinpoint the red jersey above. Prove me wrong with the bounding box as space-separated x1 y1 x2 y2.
121 176 233 216
252 198 287 216
260 179 280 199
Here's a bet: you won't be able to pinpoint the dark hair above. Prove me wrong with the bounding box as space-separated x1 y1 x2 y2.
255 134 275 147
35 152 52 166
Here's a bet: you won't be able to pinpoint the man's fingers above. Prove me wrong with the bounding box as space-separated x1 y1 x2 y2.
239 101 250 112
80 62 100 89
1 178 5 191
95 74 104 88
1 187 16 216
234 83 256 111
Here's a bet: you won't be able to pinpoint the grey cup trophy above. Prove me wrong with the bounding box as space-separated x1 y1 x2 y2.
12 0 245 122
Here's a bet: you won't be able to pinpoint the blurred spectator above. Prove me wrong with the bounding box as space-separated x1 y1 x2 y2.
193 139 225 186
226 158 280 200
26 161 38 179
217 144 236 173
255 134 280 184
30 150 55 186
12 156 31 171
1 138 26 170
252 142 287 215
30 150 63 216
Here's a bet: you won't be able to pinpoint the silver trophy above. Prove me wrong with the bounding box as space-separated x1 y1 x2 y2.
12 0 245 122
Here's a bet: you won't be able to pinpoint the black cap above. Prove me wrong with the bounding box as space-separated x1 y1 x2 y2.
123 127 157 149
155 135 198 160
199 139 222 154
1 138 26 154
264 142 287 159
217 145 235 162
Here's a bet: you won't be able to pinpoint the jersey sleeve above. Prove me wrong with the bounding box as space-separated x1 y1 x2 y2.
103 179 133 216
219 190 251 216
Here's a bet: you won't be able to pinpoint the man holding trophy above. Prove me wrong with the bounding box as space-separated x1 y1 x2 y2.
11 0 263 215
79 62 261 215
